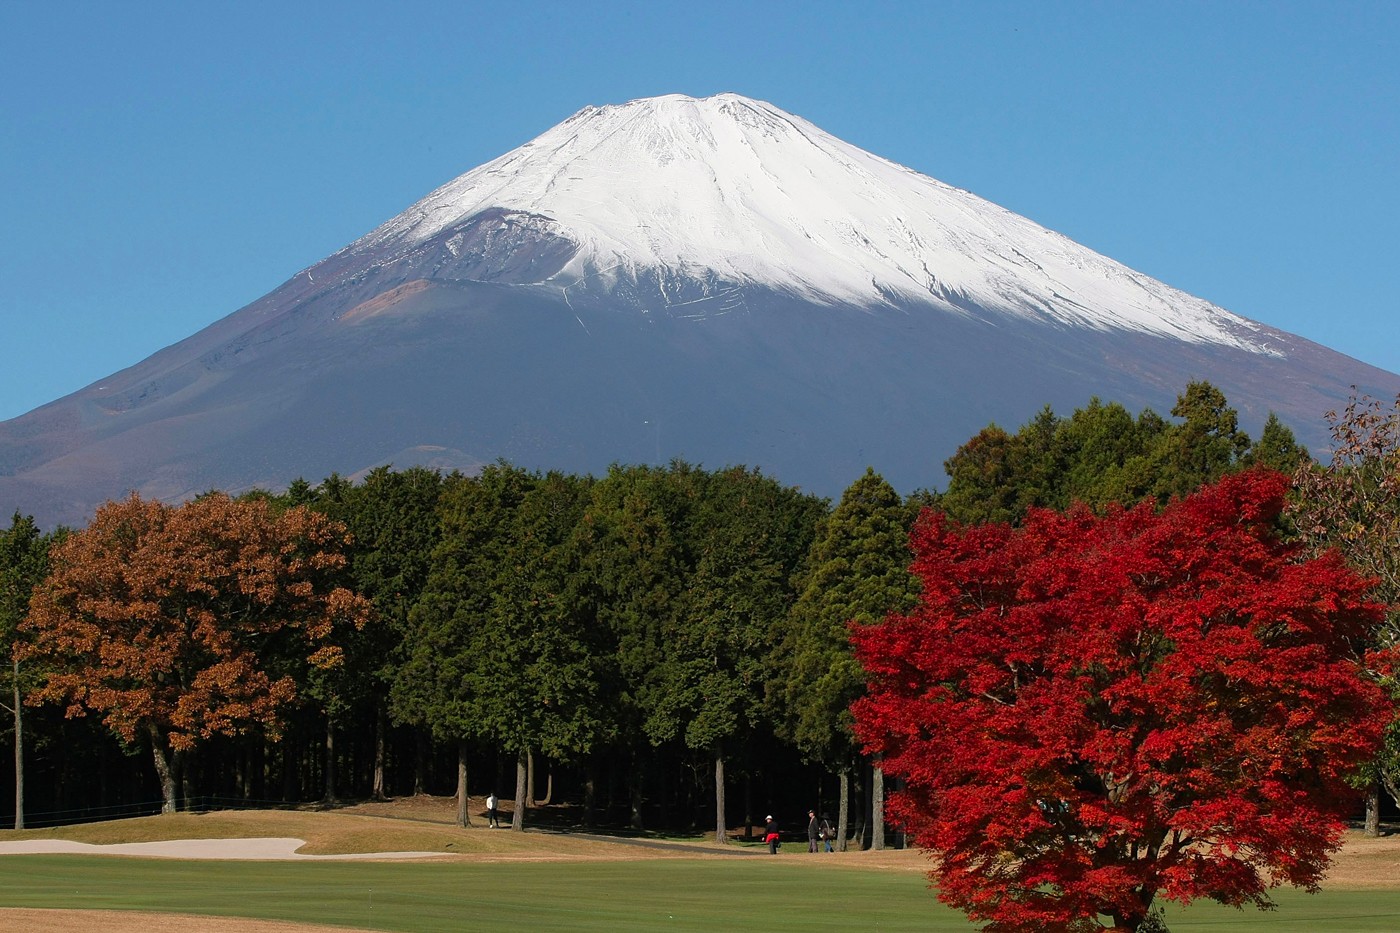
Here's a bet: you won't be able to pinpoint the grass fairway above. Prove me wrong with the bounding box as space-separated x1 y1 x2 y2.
5 803 1400 930
0 856 955 931
2 855 1400 931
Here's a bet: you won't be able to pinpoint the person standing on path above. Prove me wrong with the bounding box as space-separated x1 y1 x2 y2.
807 810 821 853
820 813 835 852
486 792 500 828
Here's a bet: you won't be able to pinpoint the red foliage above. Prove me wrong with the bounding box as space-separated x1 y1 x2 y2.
851 470 1390 932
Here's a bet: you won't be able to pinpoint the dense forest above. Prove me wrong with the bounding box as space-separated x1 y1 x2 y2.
1 381 1396 847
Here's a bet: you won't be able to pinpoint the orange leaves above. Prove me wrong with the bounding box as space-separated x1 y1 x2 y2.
21 492 374 756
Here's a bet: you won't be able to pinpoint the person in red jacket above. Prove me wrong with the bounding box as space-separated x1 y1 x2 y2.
764 815 780 854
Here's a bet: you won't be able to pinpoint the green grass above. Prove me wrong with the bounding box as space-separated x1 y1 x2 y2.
0 857 948 931
2 856 1400 931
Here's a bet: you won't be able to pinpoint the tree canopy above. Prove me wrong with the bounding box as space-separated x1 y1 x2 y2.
20 493 373 812
938 382 1304 525
852 470 1389 933
1290 390 1400 826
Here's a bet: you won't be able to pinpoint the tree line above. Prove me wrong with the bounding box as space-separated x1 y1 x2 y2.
1 380 1396 853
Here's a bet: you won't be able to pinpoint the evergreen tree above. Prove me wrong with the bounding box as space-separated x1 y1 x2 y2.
779 468 919 850
474 470 603 830
941 382 1256 525
1051 398 1164 510
392 463 531 826
660 466 822 842
939 425 1025 524
1245 412 1309 472
1150 380 1251 502
567 463 691 829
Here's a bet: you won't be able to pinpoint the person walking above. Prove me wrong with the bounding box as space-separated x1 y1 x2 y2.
486 792 500 828
820 813 835 853
764 815 780 854
807 809 821 853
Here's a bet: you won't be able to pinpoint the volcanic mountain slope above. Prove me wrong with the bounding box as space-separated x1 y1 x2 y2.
3 93 1397 529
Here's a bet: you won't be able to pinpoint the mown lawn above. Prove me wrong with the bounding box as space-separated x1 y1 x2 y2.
3 855 1400 931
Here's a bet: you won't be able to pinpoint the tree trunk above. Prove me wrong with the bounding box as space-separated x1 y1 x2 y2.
1365 779 1382 837
526 748 536 809
455 741 471 827
583 757 597 828
280 738 296 802
414 729 427 796
372 706 387 801
629 751 645 830
853 768 867 847
12 659 23 829
744 774 753 840
148 724 176 814
322 718 337 804
512 748 528 831
176 749 192 811
871 759 886 851
714 743 727 844
837 768 850 852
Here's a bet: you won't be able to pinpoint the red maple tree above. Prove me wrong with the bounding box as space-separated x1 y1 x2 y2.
851 470 1390 933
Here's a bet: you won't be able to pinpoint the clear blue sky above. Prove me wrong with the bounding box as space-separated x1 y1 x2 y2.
2 1 1396 422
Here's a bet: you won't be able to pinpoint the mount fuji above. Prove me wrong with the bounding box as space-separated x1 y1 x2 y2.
3 93 1397 528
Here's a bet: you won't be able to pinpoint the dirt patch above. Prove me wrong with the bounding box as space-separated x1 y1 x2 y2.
1318 830 1400 888
0 909 356 933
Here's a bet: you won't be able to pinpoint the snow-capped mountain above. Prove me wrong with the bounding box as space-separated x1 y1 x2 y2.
1 93 1396 529
344 93 1265 348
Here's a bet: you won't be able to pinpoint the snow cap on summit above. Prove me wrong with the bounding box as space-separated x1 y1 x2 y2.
351 93 1266 351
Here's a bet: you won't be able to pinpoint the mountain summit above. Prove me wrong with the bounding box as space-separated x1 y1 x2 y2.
2 93 1396 528
347 93 1263 347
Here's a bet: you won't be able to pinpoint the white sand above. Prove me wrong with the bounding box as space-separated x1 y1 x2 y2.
0 837 444 860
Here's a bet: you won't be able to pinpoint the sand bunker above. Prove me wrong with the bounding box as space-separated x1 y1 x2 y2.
0 837 443 860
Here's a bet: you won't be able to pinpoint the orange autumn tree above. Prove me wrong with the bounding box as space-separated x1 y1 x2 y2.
21 493 373 813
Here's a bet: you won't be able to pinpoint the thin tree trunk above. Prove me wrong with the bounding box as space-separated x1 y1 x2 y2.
512 749 528 831
323 718 337 804
583 757 597 828
871 759 886 851
414 729 427 795
744 774 753 840
527 748 536 808
372 706 387 801
148 724 176 814
176 749 192 812
853 768 867 847
714 743 727 844
455 741 471 827
837 768 850 852
12 659 23 829
630 758 645 831
281 738 296 802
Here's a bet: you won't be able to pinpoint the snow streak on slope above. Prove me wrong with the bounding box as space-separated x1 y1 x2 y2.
347 93 1271 352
